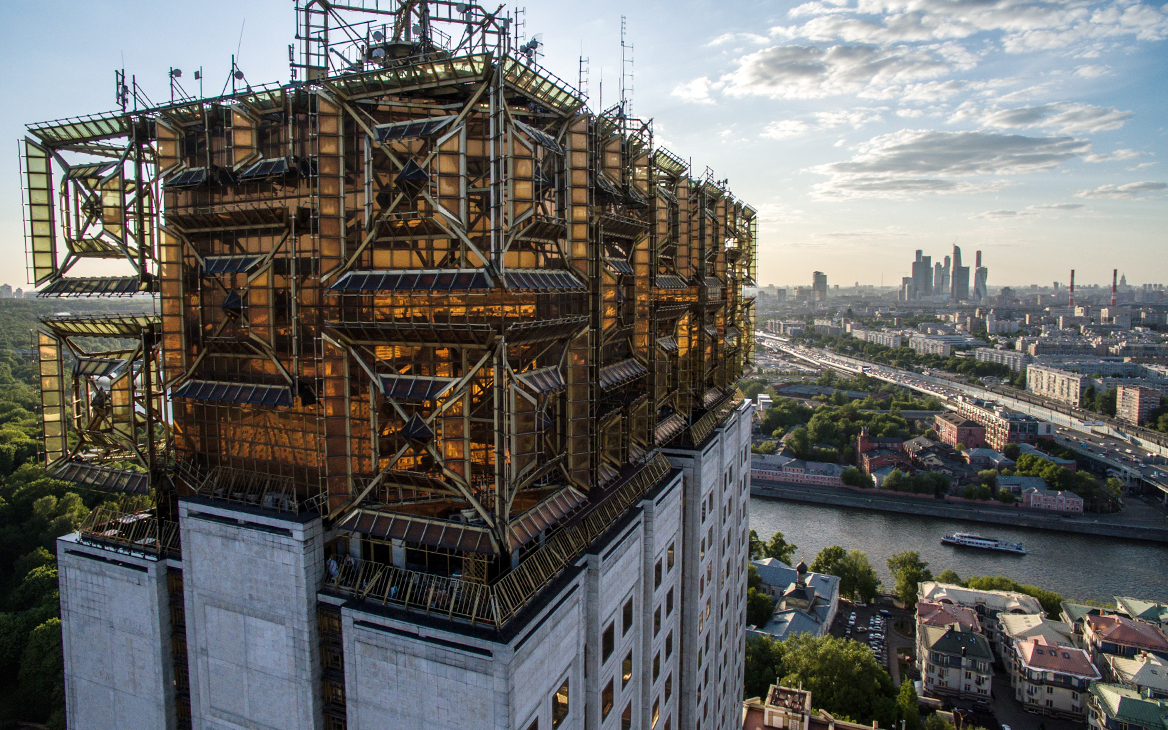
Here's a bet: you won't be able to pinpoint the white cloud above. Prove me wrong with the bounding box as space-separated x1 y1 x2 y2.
812 128 1090 198
762 107 886 139
1028 203 1086 210
974 209 1033 219
1075 64 1110 78
1074 181 1168 199
718 44 950 99
671 77 715 104
762 120 813 139
897 108 925 118
1083 149 1140 163
952 102 1133 133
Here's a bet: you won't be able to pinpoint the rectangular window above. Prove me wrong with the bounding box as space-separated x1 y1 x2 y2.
666 631 673 658
666 588 674 617
602 679 614 720
622 651 633 688
655 559 663 589
665 717 672 730
551 677 569 729
623 597 634 635
621 703 632 730
653 699 660 728
603 623 615 663
654 606 662 636
668 542 675 571
665 672 673 701
653 651 661 681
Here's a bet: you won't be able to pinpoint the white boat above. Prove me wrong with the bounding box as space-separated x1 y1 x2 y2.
940 532 1026 555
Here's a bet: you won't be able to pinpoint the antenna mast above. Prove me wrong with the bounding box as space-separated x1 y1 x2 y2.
620 15 633 118
578 53 589 102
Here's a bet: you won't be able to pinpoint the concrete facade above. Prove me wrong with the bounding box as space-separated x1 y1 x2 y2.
179 499 325 730
57 535 176 730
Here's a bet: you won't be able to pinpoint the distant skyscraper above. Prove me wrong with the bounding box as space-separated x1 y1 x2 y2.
950 245 970 302
933 262 944 297
911 251 933 300
941 255 951 301
973 249 988 302
813 271 828 301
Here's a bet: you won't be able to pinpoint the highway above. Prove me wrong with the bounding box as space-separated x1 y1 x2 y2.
755 332 1168 502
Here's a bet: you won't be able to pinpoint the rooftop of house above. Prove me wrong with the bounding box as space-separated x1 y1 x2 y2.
758 608 827 640
1106 653 1168 694
1023 485 1083 500
1118 597 1168 625
919 581 1044 616
999 614 1075 646
1085 614 1168 652
921 624 995 661
1016 636 1101 680
1062 600 1111 625
903 436 941 454
917 601 981 632
937 411 982 428
751 453 796 469
1089 683 1168 729
962 447 1011 462
997 475 1048 492
752 558 841 600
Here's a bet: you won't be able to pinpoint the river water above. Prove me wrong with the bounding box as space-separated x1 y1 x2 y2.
749 497 1168 604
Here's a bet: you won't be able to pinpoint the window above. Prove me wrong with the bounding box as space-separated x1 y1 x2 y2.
654 606 661 636
527 721 538 730
602 679 614 720
551 677 569 729
665 672 673 701
700 538 705 560
623 597 634 635
622 651 633 688
666 631 673 658
655 559 663 589
667 542 675 571
653 651 661 681
621 703 632 730
665 718 672 730
666 588 674 617
1047 686 1054 694
603 623 615 663
652 698 660 727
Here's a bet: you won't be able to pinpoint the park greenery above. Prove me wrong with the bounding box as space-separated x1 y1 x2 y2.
808 545 881 603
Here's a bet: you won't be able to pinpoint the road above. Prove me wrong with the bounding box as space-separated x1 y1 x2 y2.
756 333 1168 502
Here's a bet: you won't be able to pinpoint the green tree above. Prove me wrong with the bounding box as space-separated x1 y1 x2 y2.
882 468 904 491
764 531 798 565
744 634 785 700
748 588 775 627
749 530 764 560
922 715 954 730
897 678 920 730
887 551 932 609
780 634 897 727
787 427 811 459
18 618 63 723
841 467 869 488
748 563 763 591
838 550 881 603
935 569 961 585
997 489 1017 504
962 575 1063 617
1101 387 1118 417
1003 443 1021 460
809 545 847 577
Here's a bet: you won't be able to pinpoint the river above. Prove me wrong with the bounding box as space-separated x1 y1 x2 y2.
749 497 1168 604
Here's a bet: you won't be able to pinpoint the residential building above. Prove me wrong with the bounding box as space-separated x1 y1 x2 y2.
1015 442 1079 473
849 328 904 349
1088 683 1168 730
962 448 1015 471
749 454 845 487
997 475 1049 496
1028 362 1168 408
918 625 994 700
1103 653 1168 699
748 559 840 641
1062 601 1115 641
918 581 1044 659
1013 636 1100 719
34 3 757 730
1118 386 1162 426
953 397 1055 452
999 613 1077 695
742 684 884 730
934 412 986 449
974 347 1029 372
1083 614 1168 663
916 602 982 655
909 335 978 357
812 272 827 302
1116 597 1168 633
1022 485 1085 512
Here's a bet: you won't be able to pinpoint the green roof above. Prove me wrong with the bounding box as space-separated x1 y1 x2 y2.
1061 600 1107 624
1090 682 1168 729
922 625 994 661
1118 597 1168 624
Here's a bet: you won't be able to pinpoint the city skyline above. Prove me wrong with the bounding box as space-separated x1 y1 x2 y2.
2 0 1167 290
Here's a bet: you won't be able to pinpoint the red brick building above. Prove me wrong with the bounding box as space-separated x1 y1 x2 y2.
934 411 986 449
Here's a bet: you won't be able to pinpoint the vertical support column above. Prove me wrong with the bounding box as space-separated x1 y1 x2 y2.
36 329 67 465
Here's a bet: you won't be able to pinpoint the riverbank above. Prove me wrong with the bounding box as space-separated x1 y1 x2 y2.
751 480 1168 544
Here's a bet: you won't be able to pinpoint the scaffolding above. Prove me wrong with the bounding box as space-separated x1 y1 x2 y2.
23 1 756 639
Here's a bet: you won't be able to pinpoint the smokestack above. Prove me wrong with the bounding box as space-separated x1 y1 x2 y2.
1070 269 1075 309
1112 269 1117 308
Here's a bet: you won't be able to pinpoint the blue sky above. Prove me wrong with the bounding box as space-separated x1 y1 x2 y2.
2 0 1165 289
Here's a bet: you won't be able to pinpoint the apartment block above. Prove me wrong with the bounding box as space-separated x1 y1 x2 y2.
1013 637 1100 719
973 347 1029 372
952 398 1055 452
1117 385 1162 426
933 412 985 449
25 4 757 730
918 625 994 700
919 582 1043 659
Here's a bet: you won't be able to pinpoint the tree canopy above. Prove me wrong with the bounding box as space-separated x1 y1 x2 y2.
810 546 880 602
887 551 933 609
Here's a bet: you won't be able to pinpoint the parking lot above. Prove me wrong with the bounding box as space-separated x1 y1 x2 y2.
828 601 899 675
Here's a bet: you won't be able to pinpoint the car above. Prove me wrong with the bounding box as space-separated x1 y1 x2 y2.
879 609 892 617
854 602 865 608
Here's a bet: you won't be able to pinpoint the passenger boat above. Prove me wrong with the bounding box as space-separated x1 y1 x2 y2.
940 532 1026 554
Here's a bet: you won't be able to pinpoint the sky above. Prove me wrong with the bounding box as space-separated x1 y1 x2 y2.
1 0 1166 290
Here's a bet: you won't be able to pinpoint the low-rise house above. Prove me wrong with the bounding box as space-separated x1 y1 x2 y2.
997 475 1048 496
919 581 1044 659
1117 597 1168 633
917 602 982 670
1016 442 1079 473
962 447 1015 471
1088 683 1168 730
1062 600 1114 641
935 411 987 449
749 559 840 642
1083 614 1168 662
750 454 845 487
743 684 884 730
860 447 912 475
1013 635 1100 719
1021 485 1085 513
919 625 994 700
1104 653 1168 699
